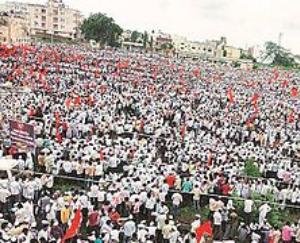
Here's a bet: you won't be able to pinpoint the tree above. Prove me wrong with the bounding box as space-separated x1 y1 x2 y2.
130 30 140 43
150 36 154 50
142 31 148 49
81 13 123 47
263 41 297 68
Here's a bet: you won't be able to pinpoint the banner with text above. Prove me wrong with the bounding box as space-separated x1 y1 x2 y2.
9 120 35 149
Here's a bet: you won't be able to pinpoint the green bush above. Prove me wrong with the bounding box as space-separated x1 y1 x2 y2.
244 159 262 177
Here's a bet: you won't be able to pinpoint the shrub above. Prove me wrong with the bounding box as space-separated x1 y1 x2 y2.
244 159 261 177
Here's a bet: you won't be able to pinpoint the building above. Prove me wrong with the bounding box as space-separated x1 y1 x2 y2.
173 35 241 61
0 0 84 40
0 12 29 43
151 30 173 51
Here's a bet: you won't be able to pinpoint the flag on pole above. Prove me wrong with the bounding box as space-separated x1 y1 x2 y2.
196 221 213 242
288 109 295 123
227 87 235 104
62 208 82 243
251 93 260 113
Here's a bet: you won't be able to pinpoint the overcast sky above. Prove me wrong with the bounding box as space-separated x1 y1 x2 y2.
5 0 300 54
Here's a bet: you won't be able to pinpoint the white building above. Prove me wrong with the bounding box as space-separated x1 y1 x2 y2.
0 0 84 40
173 35 241 60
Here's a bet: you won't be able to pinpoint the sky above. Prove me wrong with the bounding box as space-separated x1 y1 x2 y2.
3 0 300 54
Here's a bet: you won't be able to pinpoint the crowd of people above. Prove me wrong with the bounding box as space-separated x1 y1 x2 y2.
0 43 299 242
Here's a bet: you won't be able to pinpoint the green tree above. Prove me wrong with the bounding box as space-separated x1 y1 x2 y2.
263 41 297 67
81 13 123 47
142 31 149 49
150 36 154 50
130 30 140 43
244 159 261 177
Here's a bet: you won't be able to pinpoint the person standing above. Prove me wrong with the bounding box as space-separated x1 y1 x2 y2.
213 209 223 241
244 198 254 225
281 222 293 243
123 216 136 243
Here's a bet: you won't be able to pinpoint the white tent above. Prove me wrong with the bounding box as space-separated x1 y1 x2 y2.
0 158 18 171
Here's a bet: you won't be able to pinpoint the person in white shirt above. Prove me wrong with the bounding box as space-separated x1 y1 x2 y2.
123 216 136 242
171 192 183 219
259 203 271 226
244 198 254 225
191 215 201 233
213 209 223 241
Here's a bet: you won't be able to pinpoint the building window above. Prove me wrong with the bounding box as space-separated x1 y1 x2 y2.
35 15 39 18
53 17 58 23
42 16 46 21
53 10 58 15
192 47 195 50
53 24 58 29
60 18 65 22
61 25 65 29
41 23 46 28
41 9 46 13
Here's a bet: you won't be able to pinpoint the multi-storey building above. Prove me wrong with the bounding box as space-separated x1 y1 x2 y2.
0 0 84 40
0 12 29 43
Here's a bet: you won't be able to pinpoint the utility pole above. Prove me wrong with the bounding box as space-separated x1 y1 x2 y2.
278 32 283 46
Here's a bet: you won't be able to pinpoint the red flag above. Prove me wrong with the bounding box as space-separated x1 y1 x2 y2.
192 67 200 78
56 129 62 144
291 87 298 97
207 151 212 167
273 69 279 81
65 97 72 109
62 209 82 243
288 109 295 123
281 80 289 88
196 221 213 242
227 87 234 104
180 124 186 141
99 149 104 161
251 93 259 113
74 95 81 106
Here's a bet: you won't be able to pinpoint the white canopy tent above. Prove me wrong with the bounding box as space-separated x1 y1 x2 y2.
0 158 18 171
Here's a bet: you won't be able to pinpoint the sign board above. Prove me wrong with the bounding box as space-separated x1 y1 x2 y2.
9 120 35 149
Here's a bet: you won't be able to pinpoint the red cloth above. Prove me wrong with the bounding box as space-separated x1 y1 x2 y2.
221 183 231 196
288 110 295 123
273 69 279 80
281 80 289 88
196 221 213 242
227 87 234 104
62 209 82 243
251 93 260 113
88 211 99 227
166 175 176 188
193 68 200 78
74 95 81 106
291 87 298 97
65 97 72 109
207 151 212 167
109 211 121 223
180 124 186 141
99 149 104 160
